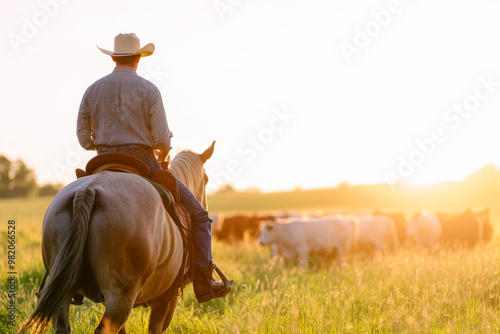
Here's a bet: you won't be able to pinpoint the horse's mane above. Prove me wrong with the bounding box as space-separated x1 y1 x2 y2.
170 149 206 204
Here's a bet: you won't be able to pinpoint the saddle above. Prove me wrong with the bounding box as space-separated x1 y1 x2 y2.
37 152 193 306
77 152 150 178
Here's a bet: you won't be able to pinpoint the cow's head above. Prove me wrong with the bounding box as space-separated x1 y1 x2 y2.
258 221 276 245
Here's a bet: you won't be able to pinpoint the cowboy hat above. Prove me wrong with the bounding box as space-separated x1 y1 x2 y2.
97 33 154 57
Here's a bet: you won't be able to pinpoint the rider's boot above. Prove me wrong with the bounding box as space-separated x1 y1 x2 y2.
193 259 234 303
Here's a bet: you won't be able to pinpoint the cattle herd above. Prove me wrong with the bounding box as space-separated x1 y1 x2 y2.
211 209 493 267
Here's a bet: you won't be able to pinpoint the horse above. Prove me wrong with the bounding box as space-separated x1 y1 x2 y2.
20 142 216 334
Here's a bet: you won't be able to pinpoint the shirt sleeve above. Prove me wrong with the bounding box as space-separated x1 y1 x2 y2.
76 90 96 151
149 87 173 150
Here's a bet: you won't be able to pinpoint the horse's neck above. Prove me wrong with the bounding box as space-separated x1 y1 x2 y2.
170 164 201 200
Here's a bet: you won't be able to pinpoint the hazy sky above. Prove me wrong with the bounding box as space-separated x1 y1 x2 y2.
2 0 500 192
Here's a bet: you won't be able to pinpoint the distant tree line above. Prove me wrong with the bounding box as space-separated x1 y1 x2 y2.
0 155 63 198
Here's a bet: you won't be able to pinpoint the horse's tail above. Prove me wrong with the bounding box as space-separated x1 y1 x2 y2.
19 187 95 333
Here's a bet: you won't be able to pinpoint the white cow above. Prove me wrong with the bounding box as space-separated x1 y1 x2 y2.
407 211 442 249
356 215 400 252
258 216 356 267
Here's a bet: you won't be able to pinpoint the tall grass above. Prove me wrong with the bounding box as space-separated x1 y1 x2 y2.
1 197 500 333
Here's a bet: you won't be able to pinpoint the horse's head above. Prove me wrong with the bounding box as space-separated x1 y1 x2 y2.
170 141 215 209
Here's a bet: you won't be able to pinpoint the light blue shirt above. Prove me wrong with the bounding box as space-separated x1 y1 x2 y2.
77 66 172 151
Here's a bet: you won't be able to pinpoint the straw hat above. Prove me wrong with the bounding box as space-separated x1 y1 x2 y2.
97 33 154 57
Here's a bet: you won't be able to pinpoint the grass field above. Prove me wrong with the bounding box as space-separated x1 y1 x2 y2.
1 194 500 333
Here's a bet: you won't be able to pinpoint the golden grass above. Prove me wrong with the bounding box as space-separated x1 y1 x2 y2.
1 195 500 333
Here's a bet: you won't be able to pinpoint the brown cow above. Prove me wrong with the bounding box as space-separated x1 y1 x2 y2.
440 208 493 248
214 213 276 242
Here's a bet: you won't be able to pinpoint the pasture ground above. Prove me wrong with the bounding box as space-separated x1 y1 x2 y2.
1 194 500 333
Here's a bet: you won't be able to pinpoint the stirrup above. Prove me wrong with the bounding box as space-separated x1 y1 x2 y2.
194 260 234 303
211 260 232 296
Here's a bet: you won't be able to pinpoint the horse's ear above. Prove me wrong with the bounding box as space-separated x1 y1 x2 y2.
199 141 216 163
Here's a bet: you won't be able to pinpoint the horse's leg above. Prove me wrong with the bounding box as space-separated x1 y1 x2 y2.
94 296 135 334
162 294 179 332
52 296 72 334
148 293 179 334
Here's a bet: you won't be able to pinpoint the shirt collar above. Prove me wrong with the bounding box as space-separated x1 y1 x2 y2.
112 66 137 74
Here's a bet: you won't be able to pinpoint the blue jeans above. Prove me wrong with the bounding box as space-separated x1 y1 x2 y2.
97 144 213 268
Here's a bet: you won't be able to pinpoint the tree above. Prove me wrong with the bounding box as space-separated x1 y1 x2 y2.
0 155 12 197
0 155 38 198
10 159 37 197
38 183 64 197
217 183 238 193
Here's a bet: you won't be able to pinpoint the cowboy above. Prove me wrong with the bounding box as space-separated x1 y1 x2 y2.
76 33 234 303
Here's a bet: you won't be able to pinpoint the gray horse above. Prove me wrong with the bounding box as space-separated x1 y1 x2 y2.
20 142 215 334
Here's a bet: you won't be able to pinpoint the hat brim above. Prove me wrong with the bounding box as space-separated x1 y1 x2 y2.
97 43 155 57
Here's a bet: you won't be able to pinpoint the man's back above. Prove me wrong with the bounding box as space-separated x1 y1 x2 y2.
77 66 171 151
